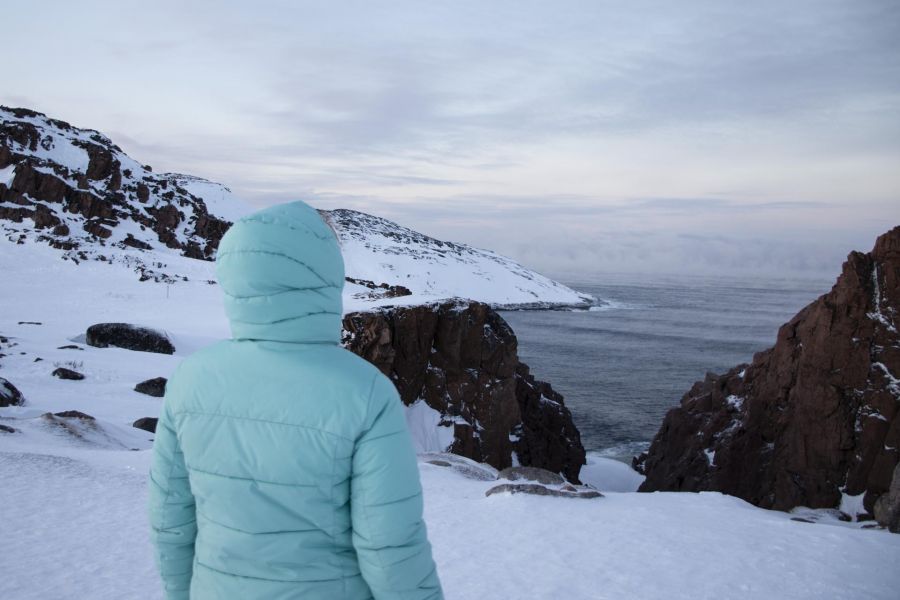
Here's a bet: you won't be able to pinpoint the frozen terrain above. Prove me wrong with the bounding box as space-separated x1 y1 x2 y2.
323 208 595 309
2 237 899 600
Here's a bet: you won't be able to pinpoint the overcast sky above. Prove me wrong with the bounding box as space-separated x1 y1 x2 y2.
4 1 899 280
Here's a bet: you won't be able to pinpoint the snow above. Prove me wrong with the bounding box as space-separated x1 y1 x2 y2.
323 209 596 310
405 399 455 453
165 174 253 223
726 394 744 410
2 216 900 600
579 452 645 492
0 164 15 186
839 490 869 521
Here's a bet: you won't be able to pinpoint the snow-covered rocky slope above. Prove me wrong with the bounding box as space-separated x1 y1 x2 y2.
1 106 592 309
323 208 594 309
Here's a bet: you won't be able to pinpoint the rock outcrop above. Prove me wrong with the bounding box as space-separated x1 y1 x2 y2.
637 226 900 517
342 300 586 482
86 323 175 355
1 106 239 281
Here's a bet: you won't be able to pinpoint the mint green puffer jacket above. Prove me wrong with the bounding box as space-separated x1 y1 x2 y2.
148 201 443 600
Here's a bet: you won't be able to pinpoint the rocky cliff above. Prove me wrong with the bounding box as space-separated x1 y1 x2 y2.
0 106 242 280
342 301 586 482
637 227 900 517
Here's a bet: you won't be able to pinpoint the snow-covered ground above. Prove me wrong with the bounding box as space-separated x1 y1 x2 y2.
2 238 900 600
323 208 595 309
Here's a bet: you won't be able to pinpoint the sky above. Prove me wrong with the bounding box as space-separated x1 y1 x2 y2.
3 0 899 280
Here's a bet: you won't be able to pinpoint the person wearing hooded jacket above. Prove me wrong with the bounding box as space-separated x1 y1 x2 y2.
148 201 444 599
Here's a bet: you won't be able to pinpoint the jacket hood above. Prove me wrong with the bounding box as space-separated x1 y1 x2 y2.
215 201 344 344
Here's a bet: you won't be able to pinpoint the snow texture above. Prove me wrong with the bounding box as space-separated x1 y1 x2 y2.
323 208 596 310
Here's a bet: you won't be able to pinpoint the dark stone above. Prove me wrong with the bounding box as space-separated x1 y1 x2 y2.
485 482 602 499
639 226 900 517
0 423 16 433
53 410 94 420
132 417 158 433
134 377 167 397
86 323 175 354
0 377 26 407
498 466 565 485
342 301 585 482
18 321 41 325
52 367 85 380
57 344 83 350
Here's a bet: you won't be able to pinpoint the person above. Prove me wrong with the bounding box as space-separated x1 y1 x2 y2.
148 201 443 599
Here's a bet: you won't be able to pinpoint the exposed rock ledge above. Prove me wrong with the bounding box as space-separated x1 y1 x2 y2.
343 300 586 483
637 226 900 518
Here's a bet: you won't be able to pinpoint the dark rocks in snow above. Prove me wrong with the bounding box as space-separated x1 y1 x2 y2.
0 423 17 433
638 226 900 516
134 377 167 397
0 377 26 406
133 417 158 433
499 465 565 485
52 410 94 420
52 367 85 380
18 321 41 325
342 301 586 482
485 482 602 499
875 463 900 533
57 344 83 350
86 323 174 355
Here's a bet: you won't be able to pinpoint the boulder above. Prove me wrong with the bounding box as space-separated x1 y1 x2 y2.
0 423 16 433
485 482 602 499
133 417 158 433
874 463 900 533
498 465 565 485
0 377 26 406
86 323 174 354
52 367 85 381
134 377 167 397
638 226 900 515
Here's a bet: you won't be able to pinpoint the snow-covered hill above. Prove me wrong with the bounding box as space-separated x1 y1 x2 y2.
2 106 591 308
324 208 594 309
0 106 250 279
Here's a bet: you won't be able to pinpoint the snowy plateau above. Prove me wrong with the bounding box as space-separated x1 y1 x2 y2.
1 107 899 599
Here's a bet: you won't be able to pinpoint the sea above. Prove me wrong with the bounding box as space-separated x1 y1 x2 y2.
500 271 835 463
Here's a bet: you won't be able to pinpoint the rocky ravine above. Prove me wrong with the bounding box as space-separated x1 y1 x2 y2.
637 226 900 517
343 301 586 483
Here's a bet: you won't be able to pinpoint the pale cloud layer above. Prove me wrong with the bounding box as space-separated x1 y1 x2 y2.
3 1 899 279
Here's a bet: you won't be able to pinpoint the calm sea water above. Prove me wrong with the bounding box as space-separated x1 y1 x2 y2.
501 272 834 461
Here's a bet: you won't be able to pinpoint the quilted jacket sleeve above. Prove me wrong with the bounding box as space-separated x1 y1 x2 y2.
351 374 444 600
148 385 197 600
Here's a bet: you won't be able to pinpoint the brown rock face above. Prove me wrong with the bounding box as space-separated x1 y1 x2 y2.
342 301 586 482
637 226 900 516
